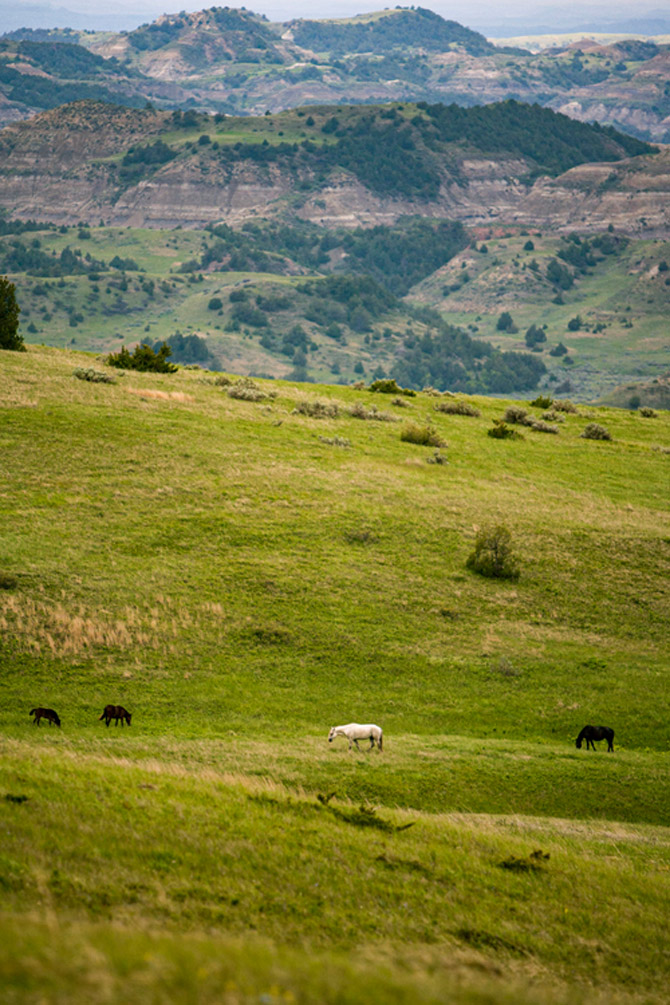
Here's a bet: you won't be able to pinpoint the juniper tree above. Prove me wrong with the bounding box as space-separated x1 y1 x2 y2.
0 276 24 351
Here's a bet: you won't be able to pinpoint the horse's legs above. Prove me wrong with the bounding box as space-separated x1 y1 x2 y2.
353 738 361 751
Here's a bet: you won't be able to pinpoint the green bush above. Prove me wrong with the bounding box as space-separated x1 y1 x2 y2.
496 312 518 333
368 378 415 396
227 377 273 402
639 407 657 418
487 420 523 440
466 524 520 580
553 399 578 413
526 418 559 434
347 403 397 422
293 399 339 418
503 405 528 424
208 297 223 311
530 395 552 408
107 342 177 373
433 399 480 417
581 423 612 441
73 367 116 384
400 423 446 447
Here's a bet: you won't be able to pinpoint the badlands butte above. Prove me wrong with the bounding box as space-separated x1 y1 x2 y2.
0 99 668 232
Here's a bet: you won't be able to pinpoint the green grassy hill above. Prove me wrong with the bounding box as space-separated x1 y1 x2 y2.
1 344 669 1002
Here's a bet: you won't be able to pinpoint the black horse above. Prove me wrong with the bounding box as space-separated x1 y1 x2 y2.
576 725 614 751
99 704 132 727
29 707 61 727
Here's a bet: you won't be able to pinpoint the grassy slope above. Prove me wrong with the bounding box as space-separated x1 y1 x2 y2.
1 344 669 1002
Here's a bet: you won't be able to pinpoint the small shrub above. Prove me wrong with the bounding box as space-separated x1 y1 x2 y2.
293 399 339 418
319 435 351 447
541 410 565 423
488 420 523 440
639 407 657 417
400 423 446 447
500 849 549 873
434 399 480 417
466 524 520 580
73 367 116 384
344 528 378 544
214 374 233 386
553 399 578 413
526 418 559 434
207 297 223 311
422 387 442 396
227 377 274 402
530 394 552 408
391 396 411 408
368 378 415 396
581 423 612 441
426 449 448 465
0 572 18 590
347 402 397 422
504 405 528 424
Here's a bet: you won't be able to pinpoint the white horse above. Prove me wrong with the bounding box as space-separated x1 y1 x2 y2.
328 723 383 752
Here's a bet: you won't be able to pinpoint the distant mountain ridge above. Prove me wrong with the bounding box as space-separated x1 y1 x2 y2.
0 6 669 142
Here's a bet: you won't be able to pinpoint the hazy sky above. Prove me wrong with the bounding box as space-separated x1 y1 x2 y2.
2 0 667 33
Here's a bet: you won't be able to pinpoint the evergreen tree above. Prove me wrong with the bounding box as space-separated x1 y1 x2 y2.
0 276 24 351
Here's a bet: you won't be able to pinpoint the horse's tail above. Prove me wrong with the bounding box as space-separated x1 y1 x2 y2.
29 708 36 716
98 711 106 720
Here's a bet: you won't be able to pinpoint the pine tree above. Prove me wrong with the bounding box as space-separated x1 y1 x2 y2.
0 275 24 351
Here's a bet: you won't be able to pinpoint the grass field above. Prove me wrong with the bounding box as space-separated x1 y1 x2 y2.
1 344 669 1002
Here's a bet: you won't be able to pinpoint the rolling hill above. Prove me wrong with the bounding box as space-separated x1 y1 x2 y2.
0 343 669 1002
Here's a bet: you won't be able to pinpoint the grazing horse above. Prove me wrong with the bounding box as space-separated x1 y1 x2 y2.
99 704 132 727
576 725 614 751
328 723 383 752
29 707 61 727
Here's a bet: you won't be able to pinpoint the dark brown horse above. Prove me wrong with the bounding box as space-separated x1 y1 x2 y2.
99 704 132 727
576 725 614 751
29 707 61 727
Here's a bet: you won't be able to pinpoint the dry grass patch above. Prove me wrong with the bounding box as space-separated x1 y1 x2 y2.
127 388 195 403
